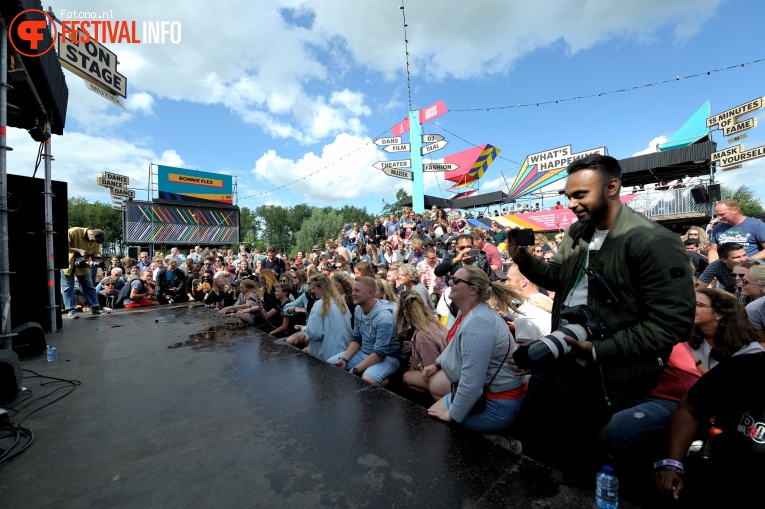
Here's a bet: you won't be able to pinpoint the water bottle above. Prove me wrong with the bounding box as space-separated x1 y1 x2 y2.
47 344 58 362
595 465 619 509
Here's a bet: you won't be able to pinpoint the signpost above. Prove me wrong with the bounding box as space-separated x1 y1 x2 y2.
422 134 444 143
421 139 448 155
383 143 411 153
423 163 458 172
381 167 413 180
373 137 402 146
97 171 134 209
708 97 765 173
373 160 411 170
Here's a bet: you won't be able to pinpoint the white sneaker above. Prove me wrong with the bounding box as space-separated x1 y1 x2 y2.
68 310 79 319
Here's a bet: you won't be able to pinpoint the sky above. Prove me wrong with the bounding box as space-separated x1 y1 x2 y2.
7 0 765 214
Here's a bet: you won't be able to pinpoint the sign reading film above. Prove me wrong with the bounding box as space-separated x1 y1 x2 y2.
157 165 233 205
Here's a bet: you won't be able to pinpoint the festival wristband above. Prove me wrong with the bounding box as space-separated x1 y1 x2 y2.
653 459 685 474
339 357 349 363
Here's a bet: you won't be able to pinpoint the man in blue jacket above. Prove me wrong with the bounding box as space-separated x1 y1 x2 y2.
329 277 400 385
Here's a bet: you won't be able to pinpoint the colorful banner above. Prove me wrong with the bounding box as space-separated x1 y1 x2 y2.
495 195 637 231
125 201 239 244
157 165 233 204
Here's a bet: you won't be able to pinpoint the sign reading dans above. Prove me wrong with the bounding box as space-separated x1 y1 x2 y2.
157 165 233 204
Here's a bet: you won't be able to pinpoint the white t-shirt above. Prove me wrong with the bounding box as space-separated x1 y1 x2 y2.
510 294 553 343
564 229 608 309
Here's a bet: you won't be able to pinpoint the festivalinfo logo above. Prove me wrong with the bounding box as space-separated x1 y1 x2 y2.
9 8 181 57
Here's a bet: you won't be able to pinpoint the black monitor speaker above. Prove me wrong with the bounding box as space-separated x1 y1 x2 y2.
690 185 708 205
707 184 722 203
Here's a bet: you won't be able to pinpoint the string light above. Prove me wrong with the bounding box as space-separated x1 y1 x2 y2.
400 1 413 112
449 58 765 113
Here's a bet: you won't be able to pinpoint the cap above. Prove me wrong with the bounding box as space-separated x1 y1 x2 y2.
312 245 321 251
343 223 351 231
91 229 106 244
232 279 241 286
494 269 508 281
226 265 236 273
238 271 250 277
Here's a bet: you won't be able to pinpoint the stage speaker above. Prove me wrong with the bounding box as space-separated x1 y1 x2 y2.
12 322 47 359
0 349 22 405
690 185 708 204
707 184 722 203
128 246 139 259
5 175 67 333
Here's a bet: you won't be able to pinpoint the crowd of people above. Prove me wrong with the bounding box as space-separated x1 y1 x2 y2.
64 155 765 504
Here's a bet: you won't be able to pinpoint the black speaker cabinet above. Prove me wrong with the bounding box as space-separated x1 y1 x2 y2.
0 349 22 405
12 322 47 359
707 184 722 203
690 185 708 205
5 174 67 333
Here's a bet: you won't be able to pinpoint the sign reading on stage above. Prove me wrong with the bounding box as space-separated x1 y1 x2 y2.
421 139 448 155
372 160 411 170
423 163 458 172
380 167 413 180
422 134 444 143
373 137 402 146
383 143 411 153
527 145 607 173
707 97 763 130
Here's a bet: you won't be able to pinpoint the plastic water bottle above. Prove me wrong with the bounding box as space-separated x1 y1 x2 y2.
47 344 58 362
595 465 619 509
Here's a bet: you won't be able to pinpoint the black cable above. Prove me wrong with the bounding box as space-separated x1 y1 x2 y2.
0 425 35 474
8 140 45 216
6 390 34 412
15 369 81 426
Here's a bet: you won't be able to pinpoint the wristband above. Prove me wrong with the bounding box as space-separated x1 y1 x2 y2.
339 357 349 363
653 459 685 474
695 358 702 366
434 360 441 370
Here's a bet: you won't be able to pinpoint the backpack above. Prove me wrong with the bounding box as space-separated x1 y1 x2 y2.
115 279 143 308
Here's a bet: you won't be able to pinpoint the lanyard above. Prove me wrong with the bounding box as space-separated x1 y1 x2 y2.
571 245 590 290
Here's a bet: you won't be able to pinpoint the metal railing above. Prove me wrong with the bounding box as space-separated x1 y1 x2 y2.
624 187 712 220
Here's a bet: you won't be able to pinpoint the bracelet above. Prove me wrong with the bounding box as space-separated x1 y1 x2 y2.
434 360 441 370
339 357 349 363
653 459 685 474
695 358 702 366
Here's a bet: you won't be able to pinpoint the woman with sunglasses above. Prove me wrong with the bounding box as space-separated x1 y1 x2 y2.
423 265 527 432
732 260 765 305
691 288 762 374
745 265 765 344
279 272 298 300
396 291 447 394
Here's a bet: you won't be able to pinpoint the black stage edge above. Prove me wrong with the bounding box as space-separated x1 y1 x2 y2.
0 305 640 508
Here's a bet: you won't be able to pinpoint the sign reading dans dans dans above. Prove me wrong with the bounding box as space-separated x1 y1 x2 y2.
157 165 233 205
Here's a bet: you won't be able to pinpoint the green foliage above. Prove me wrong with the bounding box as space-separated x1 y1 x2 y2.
720 184 764 217
254 204 294 252
68 197 123 255
238 206 257 244
380 188 411 217
293 208 344 254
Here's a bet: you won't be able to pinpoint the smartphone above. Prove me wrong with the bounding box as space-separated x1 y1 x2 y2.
467 248 481 258
512 228 536 246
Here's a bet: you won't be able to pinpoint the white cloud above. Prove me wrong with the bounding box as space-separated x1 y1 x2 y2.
126 92 155 116
250 133 399 203
632 135 669 156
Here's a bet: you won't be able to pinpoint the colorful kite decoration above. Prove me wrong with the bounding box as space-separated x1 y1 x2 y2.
427 144 500 192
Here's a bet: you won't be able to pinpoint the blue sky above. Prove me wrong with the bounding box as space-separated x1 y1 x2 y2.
7 0 765 213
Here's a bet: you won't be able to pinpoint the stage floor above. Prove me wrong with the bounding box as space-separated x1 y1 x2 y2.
1 304 622 508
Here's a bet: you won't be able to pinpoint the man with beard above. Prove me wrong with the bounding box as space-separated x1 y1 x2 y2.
506 154 695 473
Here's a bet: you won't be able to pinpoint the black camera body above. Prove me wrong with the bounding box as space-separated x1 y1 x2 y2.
74 252 105 269
512 304 609 370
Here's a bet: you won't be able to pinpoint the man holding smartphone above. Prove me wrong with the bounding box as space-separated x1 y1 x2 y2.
506 154 695 472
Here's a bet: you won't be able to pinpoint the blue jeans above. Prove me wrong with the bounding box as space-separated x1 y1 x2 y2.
61 270 99 310
598 397 677 458
444 393 523 433
327 350 400 383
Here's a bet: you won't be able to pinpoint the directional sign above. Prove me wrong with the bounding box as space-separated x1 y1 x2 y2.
380 167 413 180
423 163 459 172
383 143 411 153
373 136 402 146
421 139 448 155
372 160 411 170
723 117 758 137
111 187 136 198
422 134 444 144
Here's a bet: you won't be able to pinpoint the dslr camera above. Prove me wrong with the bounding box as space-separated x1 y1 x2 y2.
512 305 609 370
74 252 105 269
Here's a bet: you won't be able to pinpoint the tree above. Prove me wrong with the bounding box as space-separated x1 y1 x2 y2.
238 206 257 244
720 184 763 217
293 208 344 254
68 197 123 255
380 188 411 217
254 204 293 252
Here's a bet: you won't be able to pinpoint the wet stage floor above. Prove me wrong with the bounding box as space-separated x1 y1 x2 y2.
0 304 633 508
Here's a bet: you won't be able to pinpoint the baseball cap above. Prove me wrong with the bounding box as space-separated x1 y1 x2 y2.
226 265 236 273
343 223 351 231
312 245 321 251
494 269 508 281
91 229 106 244
232 279 241 286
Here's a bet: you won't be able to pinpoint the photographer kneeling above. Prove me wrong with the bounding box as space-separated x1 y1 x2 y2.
62 227 109 319
507 154 695 473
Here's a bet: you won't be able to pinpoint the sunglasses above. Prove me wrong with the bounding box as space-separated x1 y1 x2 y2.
733 273 752 285
102 283 114 286
449 276 473 286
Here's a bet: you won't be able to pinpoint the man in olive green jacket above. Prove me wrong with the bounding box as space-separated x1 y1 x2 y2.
508 154 695 462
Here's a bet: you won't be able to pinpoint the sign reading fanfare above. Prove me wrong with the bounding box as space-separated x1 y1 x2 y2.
373 137 402 146
421 139 448 155
423 163 459 172
383 143 411 153
372 160 412 170
380 167 413 180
